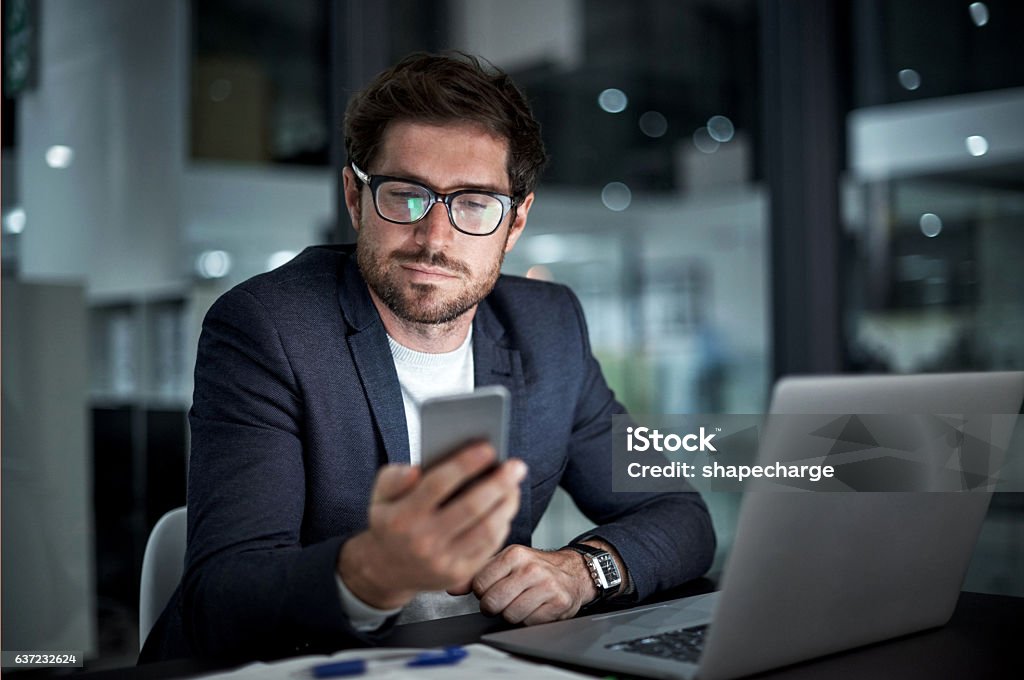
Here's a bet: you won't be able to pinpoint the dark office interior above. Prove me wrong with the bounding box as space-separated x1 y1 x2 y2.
2 0 1023 670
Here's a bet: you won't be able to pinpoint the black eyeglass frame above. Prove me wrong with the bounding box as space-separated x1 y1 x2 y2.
350 162 515 237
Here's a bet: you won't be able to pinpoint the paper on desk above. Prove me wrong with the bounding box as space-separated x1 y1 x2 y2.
195 643 591 679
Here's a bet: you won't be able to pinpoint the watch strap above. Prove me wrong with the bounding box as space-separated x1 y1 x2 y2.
568 543 605 558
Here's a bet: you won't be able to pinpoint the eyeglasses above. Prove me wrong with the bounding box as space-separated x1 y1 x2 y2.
351 162 514 236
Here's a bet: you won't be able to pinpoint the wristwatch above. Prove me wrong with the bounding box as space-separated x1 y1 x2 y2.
568 543 622 603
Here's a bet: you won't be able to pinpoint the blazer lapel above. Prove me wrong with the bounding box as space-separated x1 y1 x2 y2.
337 256 410 465
472 297 526 443
348 330 410 465
473 298 533 545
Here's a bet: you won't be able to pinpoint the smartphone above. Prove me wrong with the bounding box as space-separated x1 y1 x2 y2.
419 385 510 471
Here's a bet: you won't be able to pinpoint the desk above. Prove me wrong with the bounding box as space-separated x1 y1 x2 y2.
21 590 1024 679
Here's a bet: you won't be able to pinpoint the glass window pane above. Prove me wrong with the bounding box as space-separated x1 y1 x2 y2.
846 1 1024 596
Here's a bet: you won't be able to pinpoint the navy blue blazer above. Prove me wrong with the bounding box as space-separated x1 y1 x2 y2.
140 244 714 662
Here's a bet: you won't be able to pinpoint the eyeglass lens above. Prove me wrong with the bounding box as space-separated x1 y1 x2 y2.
376 180 504 234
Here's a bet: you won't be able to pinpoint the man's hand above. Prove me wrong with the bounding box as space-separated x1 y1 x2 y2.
451 544 602 625
337 444 526 610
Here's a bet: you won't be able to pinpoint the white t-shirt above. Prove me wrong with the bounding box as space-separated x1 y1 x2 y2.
388 327 475 466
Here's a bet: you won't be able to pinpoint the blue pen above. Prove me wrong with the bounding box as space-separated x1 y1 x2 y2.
311 646 468 677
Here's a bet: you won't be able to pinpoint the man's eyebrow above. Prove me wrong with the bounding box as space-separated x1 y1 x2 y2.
380 169 509 195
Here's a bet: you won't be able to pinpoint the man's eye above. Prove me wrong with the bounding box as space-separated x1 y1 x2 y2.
386 189 425 199
457 196 495 211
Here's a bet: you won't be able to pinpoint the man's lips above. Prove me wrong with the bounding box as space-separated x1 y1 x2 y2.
400 263 459 280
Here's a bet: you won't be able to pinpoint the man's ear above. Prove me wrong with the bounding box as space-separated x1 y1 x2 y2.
504 192 534 253
342 166 363 231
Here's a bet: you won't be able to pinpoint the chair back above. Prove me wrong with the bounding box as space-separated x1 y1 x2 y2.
139 506 187 649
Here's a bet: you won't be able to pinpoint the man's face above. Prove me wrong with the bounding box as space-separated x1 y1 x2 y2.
344 120 532 326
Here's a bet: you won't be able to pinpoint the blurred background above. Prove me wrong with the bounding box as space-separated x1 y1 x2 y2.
2 0 1023 669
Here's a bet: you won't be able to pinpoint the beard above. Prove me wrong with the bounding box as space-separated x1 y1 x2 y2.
356 227 507 326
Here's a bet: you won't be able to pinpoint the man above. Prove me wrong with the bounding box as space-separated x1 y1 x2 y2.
141 52 714 663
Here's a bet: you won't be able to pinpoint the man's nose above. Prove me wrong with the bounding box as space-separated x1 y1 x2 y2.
414 201 455 249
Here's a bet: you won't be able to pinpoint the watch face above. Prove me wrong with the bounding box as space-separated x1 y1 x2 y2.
596 553 622 588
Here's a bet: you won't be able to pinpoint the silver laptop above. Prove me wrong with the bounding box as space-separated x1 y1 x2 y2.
483 372 1024 679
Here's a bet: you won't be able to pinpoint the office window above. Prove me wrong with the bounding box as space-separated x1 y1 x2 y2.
844 0 1024 595
844 0 1024 375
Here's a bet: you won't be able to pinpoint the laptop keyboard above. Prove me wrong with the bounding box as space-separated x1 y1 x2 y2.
605 624 709 664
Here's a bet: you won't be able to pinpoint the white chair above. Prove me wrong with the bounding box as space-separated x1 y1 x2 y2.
139 506 187 650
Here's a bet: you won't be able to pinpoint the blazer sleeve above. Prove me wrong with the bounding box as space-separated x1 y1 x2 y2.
557 288 716 601
182 287 394 660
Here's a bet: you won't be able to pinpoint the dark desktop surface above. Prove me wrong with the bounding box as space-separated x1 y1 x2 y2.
10 584 1023 679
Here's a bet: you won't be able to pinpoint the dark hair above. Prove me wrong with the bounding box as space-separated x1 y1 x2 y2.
344 51 548 205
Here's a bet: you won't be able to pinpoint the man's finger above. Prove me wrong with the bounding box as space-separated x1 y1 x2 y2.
453 489 521 568
410 443 499 508
436 459 525 536
497 586 551 624
446 580 473 596
371 465 419 504
471 545 536 606
522 600 574 626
